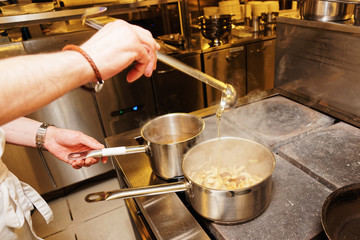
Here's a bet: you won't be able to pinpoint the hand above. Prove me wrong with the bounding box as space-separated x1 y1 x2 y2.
81 20 161 83
44 126 108 169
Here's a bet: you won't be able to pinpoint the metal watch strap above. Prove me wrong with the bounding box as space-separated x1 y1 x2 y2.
36 123 54 151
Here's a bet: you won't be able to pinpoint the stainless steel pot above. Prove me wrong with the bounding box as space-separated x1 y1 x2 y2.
199 14 232 46
70 113 204 179
85 137 276 223
300 0 355 21
140 113 204 179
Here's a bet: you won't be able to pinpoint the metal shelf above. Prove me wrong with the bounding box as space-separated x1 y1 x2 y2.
0 0 179 28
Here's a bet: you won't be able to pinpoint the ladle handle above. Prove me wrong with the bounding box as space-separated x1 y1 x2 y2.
85 181 187 202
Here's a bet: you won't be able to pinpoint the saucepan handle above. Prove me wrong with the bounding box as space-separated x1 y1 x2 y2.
85 181 188 202
68 145 147 161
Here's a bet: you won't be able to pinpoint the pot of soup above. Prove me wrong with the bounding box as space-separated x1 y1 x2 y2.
85 137 276 223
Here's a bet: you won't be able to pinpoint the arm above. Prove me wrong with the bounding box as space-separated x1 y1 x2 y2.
2 117 107 169
0 20 160 126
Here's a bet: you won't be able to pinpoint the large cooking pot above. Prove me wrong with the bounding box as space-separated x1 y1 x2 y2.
321 183 360 239
299 0 355 21
85 137 276 223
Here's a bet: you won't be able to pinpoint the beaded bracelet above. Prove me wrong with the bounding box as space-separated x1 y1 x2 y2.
62 44 104 92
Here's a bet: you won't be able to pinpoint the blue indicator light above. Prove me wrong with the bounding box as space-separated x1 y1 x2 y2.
132 106 138 111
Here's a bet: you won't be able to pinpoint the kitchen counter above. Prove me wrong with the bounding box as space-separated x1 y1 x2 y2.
104 93 359 239
159 30 276 56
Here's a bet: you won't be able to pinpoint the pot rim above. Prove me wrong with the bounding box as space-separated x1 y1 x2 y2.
140 112 205 145
182 136 276 192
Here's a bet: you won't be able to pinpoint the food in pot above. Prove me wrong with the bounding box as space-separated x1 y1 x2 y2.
190 163 263 190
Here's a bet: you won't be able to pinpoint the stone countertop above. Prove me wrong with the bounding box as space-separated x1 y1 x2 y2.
222 96 335 149
277 122 360 190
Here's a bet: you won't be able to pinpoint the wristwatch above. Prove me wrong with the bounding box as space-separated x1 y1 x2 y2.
36 123 54 151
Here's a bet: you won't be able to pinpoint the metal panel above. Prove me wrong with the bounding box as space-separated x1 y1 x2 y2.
94 70 157 137
247 39 276 93
153 53 205 114
2 145 56 194
28 87 113 189
275 17 360 128
203 46 246 107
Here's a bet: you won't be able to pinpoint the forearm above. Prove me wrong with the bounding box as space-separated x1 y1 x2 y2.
1 117 42 147
0 51 96 125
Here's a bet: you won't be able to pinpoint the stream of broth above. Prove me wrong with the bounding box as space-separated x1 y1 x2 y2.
215 106 224 177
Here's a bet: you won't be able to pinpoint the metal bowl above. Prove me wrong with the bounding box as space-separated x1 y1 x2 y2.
199 15 232 46
300 0 355 22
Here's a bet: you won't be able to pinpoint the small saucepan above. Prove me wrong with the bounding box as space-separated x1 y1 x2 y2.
321 183 360 239
85 137 276 223
69 113 204 180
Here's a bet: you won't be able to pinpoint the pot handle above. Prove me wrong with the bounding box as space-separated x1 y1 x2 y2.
85 181 188 202
68 145 147 161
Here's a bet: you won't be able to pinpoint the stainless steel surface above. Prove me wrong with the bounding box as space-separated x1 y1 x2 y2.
275 17 360 128
0 42 26 59
0 0 180 28
300 0 355 21
0 6 101 28
2 145 56 194
28 87 113 188
323 0 360 3
106 129 210 240
203 45 246 107
355 5 360 24
157 52 238 111
93 137 275 223
4 86 113 193
247 39 276 93
140 113 204 179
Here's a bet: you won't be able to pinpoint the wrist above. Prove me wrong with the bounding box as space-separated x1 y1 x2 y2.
62 45 104 92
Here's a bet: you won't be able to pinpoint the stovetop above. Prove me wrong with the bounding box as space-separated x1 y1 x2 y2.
105 93 360 240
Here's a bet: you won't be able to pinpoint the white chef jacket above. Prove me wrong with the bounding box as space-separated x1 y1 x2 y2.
0 128 53 239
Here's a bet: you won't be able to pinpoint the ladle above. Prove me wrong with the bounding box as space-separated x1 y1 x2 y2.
81 8 238 111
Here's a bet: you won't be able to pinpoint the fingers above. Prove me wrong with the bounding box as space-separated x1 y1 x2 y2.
131 24 160 53
77 132 104 150
70 156 105 169
81 19 160 83
127 44 158 82
127 24 159 82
